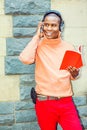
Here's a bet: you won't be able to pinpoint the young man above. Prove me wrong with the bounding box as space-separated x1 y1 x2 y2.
19 10 83 130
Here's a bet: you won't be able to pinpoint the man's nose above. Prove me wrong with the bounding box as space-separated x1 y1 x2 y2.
47 25 52 30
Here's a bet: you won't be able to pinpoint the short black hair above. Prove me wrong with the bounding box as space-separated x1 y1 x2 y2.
42 10 64 32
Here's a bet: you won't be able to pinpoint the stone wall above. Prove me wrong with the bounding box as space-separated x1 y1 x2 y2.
0 0 51 130
0 0 87 130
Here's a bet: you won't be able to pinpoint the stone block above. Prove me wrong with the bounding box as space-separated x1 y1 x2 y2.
0 102 14 114
13 15 42 27
73 96 86 106
20 86 32 101
13 28 36 37
5 56 35 74
77 106 87 117
20 74 35 87
15 110 36 123
6 38 31 56
0 126 12 130
5 0 50 15
12 122 39 130
0 115 14 125
15 101 34 110
81 117 87 129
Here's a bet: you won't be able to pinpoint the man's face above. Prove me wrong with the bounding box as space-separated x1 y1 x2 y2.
43 14 60 39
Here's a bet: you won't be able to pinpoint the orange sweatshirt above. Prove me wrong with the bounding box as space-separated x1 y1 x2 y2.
19 35 75 97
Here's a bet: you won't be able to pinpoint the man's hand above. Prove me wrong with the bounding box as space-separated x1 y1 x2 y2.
36 22 44 38
67 66 79 79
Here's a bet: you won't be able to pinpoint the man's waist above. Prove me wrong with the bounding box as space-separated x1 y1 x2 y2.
37 94 72 101
35 83 72 98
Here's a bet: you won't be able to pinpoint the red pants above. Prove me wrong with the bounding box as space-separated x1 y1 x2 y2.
35 96 83 130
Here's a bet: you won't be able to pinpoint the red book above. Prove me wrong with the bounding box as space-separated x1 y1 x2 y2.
60 50 83 70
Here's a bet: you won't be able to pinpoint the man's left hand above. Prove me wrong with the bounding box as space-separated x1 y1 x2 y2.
67 66 79 79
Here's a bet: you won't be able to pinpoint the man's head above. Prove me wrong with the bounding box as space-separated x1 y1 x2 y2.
42 10 64 39
42 10 64 32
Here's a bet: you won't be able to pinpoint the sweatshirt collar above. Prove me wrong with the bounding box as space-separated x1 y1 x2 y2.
42 32 62 45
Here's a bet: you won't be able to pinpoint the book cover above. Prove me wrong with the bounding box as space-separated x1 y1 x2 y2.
60 50 83 70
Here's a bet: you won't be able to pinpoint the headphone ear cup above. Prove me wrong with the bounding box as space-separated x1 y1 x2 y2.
59 20 64 31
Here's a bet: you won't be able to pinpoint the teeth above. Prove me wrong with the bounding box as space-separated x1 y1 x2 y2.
46 32 52 35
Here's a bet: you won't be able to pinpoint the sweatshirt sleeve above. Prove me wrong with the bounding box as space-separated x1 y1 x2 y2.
19 35 40 64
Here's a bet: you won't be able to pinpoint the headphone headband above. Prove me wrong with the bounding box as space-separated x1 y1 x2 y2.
42 10 62 21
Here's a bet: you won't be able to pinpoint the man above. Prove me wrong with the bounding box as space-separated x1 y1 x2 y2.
19 10 83 130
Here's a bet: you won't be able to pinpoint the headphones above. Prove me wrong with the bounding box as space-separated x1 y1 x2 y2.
42 10 64 32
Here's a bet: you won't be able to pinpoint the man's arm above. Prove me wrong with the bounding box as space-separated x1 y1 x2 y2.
19 22 44 64
19 35 40 64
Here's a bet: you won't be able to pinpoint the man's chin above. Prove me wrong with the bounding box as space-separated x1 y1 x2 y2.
45 35 53 39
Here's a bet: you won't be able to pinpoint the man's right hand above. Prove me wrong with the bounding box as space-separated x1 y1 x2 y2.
36 22 44 38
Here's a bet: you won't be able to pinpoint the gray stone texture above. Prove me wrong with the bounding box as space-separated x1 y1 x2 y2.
15 110 36 123
77 106 87 117
15 101 34 110
0 126 12 130
0 103 14 125
5 56 35 74
20 74 35 87
0 115 14 125
20 86 32 101
12 122 39 130
6 38 31 56
13 28 36 37
5 0 50 15
0 102 14 114
73 96 87 106
13 15 42 27
81 118 87 129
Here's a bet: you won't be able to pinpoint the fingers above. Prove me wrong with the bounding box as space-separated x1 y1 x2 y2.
36 22 44 38
67 66 78 72
39 22 44 27
37 22 44 33
67 66 79 78
67 66 79 71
